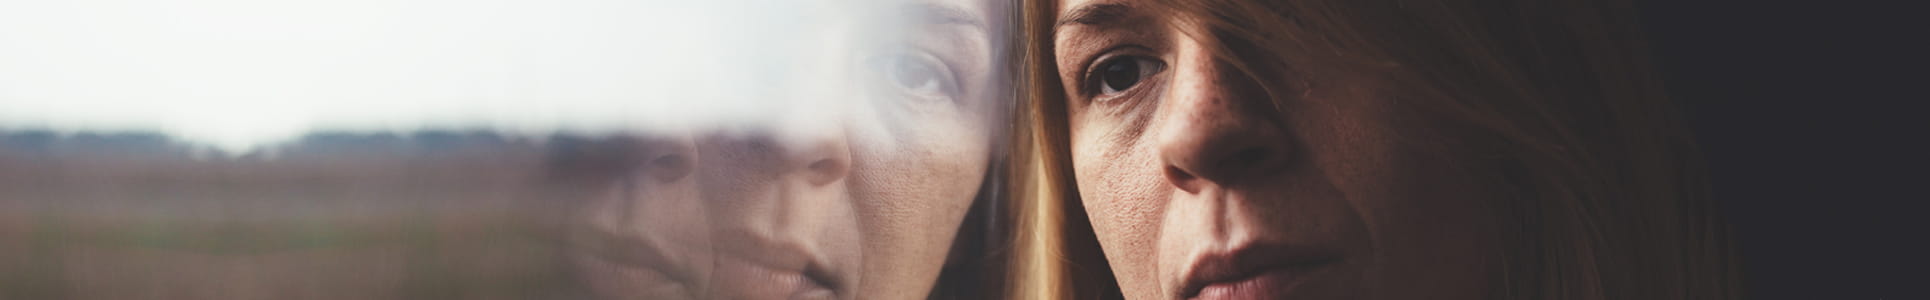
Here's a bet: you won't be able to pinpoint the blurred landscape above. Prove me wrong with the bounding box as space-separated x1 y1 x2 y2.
0 129 613 299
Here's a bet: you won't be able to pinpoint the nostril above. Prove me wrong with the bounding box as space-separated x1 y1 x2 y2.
1167 143 1284 192
807 159 834 172
1209 146 1280 181
1165 165 1195 181
805 158 848 186
1165 165 1200 193
653 154 688 169
648 154 693 182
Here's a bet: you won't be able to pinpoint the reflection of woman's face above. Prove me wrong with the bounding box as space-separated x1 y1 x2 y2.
1051 0 1496 299
563 0 1006 299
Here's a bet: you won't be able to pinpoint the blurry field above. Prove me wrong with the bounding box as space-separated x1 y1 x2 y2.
0 130 607 299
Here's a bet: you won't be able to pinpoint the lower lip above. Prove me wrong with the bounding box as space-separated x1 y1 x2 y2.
714 261 836 300
1189 269 1314 300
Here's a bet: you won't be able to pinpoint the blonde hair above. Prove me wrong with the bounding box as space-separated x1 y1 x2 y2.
1008 0 1743 299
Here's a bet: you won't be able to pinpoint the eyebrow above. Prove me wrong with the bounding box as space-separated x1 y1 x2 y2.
1055 3 1132 29
906 3 987 29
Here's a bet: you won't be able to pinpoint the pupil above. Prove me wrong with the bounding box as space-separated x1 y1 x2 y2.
1102 59 1139 92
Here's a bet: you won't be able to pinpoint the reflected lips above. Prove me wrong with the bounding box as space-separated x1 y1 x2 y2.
710 235 842 300
1179 243 1341 300
714 259 838 300
572 224 695 284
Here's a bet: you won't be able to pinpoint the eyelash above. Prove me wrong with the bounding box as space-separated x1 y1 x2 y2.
1077 48 1165 102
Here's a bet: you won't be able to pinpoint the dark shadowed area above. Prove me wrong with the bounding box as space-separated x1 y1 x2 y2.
1643 0 1927 299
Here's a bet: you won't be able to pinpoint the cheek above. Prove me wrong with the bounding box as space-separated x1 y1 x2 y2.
1068 125 1168 295
846 116 990 296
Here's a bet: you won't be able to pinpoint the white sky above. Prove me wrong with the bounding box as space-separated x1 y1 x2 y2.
0 0 866 152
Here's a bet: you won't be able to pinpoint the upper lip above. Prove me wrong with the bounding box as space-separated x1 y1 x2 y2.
1176 241 1343 299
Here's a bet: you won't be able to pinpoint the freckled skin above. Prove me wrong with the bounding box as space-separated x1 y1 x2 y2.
1054 0 1499 298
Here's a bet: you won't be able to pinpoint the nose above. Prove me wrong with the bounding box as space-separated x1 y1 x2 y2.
693 125 855 273
1155 44 1292 193
785 131 852 186
703 129 852 186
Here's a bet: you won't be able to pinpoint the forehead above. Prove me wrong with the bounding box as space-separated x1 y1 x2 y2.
930 0 1005 19
1052 0 1156 39
859 0 1006 25
1058 0 1128 15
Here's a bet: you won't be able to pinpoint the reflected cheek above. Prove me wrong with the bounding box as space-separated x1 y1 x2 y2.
845 130 989 296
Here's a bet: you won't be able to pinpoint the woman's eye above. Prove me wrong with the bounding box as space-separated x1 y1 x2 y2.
874 53 958 100
889 57 938 91
1090 56 1165 96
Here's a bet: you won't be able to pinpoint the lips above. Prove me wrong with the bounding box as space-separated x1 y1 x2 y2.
571 222 843 300
712 259 839 300
1178 242 1342 300
584 238 843 300
708 234 844 300
569 222 698 284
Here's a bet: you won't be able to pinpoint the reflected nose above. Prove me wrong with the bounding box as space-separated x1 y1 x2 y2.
559 132 714 300
545 133 699 185
1155 47 1292 193
790 133 852 186
702 129 852 186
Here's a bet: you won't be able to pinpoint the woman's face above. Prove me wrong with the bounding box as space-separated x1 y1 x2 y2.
1051 0 1497 299
562 0 1008 299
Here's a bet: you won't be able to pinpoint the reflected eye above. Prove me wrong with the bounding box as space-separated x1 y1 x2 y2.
1091 56 1164 96
888 57 938 92
872 52 959 101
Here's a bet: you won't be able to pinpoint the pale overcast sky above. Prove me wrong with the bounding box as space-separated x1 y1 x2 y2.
0 0 870 152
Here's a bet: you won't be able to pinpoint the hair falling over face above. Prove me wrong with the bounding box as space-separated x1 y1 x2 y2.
1007 0 1740 299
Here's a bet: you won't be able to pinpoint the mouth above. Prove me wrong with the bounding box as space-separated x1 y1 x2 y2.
713 259 839 300
568 223 696 283
1178 243 1343 300
707 235 844 300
